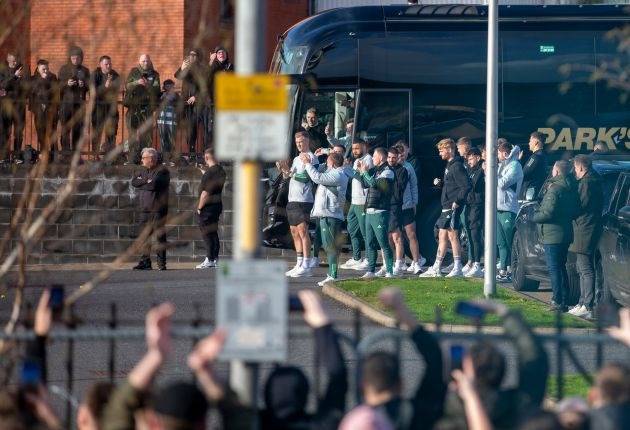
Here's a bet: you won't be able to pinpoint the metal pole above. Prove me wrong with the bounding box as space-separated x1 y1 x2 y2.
483 0 499 297
229 0 266 417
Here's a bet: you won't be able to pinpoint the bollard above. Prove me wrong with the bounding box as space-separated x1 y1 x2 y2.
108 303 117 383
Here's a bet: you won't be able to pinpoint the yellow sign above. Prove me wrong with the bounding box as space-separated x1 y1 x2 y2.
215 74 288 111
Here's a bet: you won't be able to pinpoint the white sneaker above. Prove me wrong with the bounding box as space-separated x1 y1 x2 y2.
567 304 581 315
420 266 442 277
418 256 427 268
195 258 215 269
290 265 312 277
462 262 473 275
385 272 394 278
440 262 454 274
464 264 484 278
361 271 376 279
406 262 422 275
393 264 406 276
446 267 464 278
353 258 370 271
375 266 387 277
394 260 408 272
308 257 320 268
340 258 361 269
317 275 336 287
286 263 301 276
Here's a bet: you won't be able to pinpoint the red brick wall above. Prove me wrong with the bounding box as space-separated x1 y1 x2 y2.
0 0 31 68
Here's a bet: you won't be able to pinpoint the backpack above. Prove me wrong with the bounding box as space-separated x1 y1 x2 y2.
22 145 39 164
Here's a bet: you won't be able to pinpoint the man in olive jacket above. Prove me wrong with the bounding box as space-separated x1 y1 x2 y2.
532 160 578 312
568 155 604 319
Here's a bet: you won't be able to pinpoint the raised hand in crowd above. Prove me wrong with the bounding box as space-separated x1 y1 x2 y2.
324 122 332 137
24 385 63 430
299 152 312 165
451 369 493 430
379 287 418 330
299 290 330 328
34 288 53 337
188 328 228 402
209 52 217 64
607 308 630 347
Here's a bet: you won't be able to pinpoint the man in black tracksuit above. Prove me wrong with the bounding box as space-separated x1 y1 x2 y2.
195 148 226 269
91 55 121 157
421 138 470 277
0 53 27 162
522 131 548 197
57 46 90 157
131 148 170 270
464 147 485 277
175 48 209 158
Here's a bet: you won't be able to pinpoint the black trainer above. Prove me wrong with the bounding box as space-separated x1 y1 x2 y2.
133 261 152 270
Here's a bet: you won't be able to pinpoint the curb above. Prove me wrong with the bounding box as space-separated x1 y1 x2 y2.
322 282 598 335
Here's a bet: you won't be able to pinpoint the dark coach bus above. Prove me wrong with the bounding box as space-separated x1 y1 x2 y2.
265 4 630 256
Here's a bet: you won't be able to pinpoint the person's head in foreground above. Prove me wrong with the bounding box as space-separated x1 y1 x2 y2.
340 405 394 430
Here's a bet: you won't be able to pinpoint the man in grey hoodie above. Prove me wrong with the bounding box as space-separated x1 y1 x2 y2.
301 151 348 286
496 140 523 282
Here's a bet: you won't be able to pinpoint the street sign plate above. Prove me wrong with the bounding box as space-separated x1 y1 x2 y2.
216 259 287 362
215 74 289 161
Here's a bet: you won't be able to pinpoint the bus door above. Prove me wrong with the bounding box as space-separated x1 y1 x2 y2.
353 89 412 150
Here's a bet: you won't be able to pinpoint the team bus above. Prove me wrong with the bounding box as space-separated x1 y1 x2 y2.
263 4 630 257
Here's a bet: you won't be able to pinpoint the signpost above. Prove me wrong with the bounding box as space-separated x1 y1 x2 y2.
215 74 289 161
216 260 287 362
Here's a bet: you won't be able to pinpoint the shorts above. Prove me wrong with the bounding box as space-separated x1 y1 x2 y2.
286 201 313 226
435 207 463 231
401 208 416 227
388 207 402 232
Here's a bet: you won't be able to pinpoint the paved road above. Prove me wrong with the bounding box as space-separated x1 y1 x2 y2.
1 261 628 426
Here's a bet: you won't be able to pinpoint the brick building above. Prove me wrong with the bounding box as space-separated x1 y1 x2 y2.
0 0 309 150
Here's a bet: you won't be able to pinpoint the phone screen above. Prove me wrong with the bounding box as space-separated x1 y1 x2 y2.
455 301 486 319
450 345 465 371
288 295 304 312
20 360 41 387
49 286 64 312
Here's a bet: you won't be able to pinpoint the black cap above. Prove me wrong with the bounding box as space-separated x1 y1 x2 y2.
151 381 208 424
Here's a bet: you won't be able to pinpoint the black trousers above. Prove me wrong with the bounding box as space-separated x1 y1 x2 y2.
198 203 222 260
91 103 118 154
0 103 25 159
183 105 203 156
33 106 57 152
466 205 484 263
138 211 167 266
59 102 85 152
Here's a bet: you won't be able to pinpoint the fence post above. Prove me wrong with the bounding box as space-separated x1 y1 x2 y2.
596 311 603 370
192 302 202 348
108 303 117 383
555 310 564 401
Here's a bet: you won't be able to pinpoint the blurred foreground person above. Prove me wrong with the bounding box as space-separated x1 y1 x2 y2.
588 363 630 430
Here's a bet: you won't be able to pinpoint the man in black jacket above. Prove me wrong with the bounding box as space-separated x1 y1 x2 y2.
522 131 548 197
464 147 485 278
205 46 233 147
0 52 27 163
357 287 446 430
131 147 170 270
91 55 120 158
385 146 409 276
57 45 90 157
175 48 208 159
421 138 471 278
260 290 347 430
29 59 59 155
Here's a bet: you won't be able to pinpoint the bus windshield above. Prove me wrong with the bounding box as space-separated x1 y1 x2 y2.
271 41 308 74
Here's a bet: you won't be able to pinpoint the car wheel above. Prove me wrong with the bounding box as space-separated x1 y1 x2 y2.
511 233 539 291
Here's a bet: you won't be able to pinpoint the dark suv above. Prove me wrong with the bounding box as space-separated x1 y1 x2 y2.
511 158 630 305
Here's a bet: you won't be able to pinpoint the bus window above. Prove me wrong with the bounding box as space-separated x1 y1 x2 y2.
355 89 411 149
295 90 355 151
596 32 628 116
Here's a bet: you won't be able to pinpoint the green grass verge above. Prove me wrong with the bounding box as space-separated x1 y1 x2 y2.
335 278 593 328
547 374 592 400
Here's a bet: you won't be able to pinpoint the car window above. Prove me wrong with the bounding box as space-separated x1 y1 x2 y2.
610 175 630 217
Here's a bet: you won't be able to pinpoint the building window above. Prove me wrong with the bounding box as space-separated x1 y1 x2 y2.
221 0 234 23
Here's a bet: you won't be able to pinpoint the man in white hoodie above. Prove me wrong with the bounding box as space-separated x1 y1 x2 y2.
340 139 373 271
496 139 523 283
301 151 349 286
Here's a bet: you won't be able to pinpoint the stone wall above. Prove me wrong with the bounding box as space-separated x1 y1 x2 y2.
0 164 233 264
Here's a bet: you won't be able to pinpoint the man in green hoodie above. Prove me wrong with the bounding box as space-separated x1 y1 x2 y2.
532 160 578 312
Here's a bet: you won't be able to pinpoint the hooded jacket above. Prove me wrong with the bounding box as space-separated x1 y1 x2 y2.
260 324 347 430
532 173 578 245
441 156 471 209
569 170 604 254
497 145 524 213
402 160 419 210
58 46 90 105
208 46 234 101
358 162 394 211
305 163 348 220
